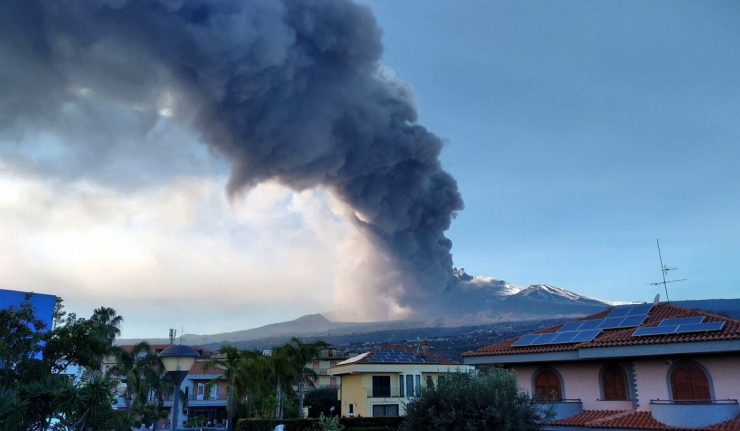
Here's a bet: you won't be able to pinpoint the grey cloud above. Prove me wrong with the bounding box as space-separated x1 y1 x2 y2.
0 0 464 315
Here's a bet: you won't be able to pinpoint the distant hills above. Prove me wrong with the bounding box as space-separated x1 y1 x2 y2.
116 270 740 349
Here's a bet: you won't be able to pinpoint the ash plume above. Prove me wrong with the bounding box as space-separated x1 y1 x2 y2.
0 0 463 318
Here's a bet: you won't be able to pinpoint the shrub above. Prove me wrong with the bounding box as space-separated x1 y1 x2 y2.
236 416 403 431
319 413 344 431
401 371 544 431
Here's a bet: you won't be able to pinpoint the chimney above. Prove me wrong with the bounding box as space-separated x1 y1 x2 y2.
420 340 430 356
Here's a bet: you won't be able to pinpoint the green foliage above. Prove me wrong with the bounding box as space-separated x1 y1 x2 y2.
318 413 344 431
0 297 126 431
401 371 543 431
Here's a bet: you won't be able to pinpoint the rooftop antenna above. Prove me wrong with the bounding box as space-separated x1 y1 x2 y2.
180 326 184 345
648 238 686 303
169 328 177 344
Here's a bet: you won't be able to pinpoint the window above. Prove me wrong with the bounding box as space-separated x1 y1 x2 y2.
372 404 399 417
534 368 562 401
196 383 205 401
372 376 391 397
399 373 421 397
209 383 218 400
348 404 354 417
671 364 710 401
601 365 628 401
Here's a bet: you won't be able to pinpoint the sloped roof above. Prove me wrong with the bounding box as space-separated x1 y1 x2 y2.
550 410 740 431
336 344 459 366
464 303 740 358
189 360 225 375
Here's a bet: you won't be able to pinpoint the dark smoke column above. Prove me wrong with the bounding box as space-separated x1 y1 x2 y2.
0 0 464 317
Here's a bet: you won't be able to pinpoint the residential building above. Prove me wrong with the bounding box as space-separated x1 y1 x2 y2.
463 303 740 430
329 343 473 418
163 360 228 427
308 348 352 391
106 345 227 427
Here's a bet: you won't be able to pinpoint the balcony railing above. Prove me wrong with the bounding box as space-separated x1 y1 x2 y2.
366 387 405 398
650 399 739 428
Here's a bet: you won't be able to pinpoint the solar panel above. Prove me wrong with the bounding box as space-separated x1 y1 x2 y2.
607 307 632 318
675 321 725 334
578 320 603 330
512 334 541 347
570 329 601 343
629 304 654 316
599 317 626 329
633 326 677 337
530 333 559 345
660 317 705 327
620 314 648 327
560 321 584 332
551 331 579 343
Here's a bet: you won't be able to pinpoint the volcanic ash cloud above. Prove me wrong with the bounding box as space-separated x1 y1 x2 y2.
0 0 464 319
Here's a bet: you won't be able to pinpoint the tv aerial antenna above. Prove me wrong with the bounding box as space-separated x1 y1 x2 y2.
648 238 686 303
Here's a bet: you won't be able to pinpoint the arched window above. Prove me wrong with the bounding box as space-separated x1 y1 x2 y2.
671 364 710 401
601 365 628 401
534 368 562 401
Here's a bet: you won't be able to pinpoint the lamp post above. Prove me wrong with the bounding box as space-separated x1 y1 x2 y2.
160 344 200 431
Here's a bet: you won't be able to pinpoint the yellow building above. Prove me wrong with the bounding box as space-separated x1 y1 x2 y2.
329 344 473 418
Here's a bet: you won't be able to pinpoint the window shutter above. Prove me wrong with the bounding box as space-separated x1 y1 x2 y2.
672 364 710 401
602 365 627 401
535 369 562 401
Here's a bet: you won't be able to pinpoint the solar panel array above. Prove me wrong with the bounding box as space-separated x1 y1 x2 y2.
510 304 727 347
512 304 655 348
633 319 725 337
369 350 438 363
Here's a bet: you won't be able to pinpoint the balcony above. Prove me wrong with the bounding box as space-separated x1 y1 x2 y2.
650 399 739 428
366 387 406 399
536 399 583 421
163 393 227 408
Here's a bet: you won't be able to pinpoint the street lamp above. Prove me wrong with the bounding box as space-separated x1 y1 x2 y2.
160 344 200 431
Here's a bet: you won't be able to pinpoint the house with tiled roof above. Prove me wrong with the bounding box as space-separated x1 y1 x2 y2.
463 303 740 430
106 344 227 428
329 343 473 418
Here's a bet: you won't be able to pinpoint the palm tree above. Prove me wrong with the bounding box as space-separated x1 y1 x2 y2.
108 342 151 419
267 347 294 420
233 351 274 419
284 338 328 419
202 346 242 430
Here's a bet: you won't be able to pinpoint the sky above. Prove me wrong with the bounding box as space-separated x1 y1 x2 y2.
1 1 739 338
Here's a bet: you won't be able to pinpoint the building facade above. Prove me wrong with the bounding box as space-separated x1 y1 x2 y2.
464 303 740 430
330 344 473 418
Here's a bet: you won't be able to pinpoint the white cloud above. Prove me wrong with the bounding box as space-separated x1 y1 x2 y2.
0 166 365 337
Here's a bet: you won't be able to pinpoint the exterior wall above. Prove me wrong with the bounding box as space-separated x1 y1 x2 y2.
337 371 452 417
513 362 633 411
339 374 368 417
633 356 740 410
510 355 740 415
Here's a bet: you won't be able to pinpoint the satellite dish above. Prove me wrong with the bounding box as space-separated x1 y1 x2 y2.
653 293 660 305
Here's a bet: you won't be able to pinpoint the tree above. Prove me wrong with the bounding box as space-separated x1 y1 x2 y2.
202 345 242 430
283 337 328 419
401 371 544 431
0 297 126 430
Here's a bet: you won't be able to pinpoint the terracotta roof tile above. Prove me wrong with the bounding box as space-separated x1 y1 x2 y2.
551 409 628 426
549 410 740 431
189 361 225 375
464 303 740 358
